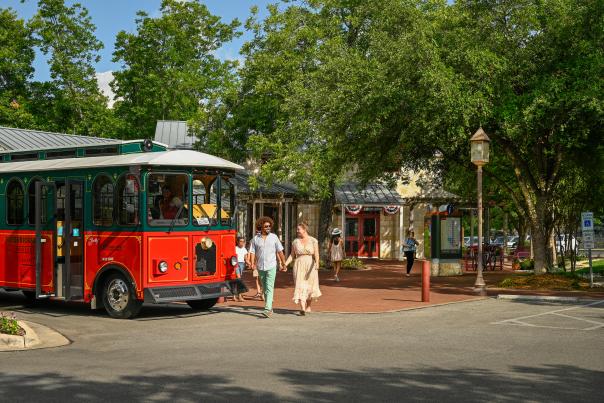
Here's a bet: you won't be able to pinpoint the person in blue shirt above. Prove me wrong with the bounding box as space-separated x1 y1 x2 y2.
403 230 419 277
249 216 286 318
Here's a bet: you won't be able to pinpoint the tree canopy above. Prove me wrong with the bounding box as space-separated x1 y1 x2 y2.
111 0 240 139
0 0 601 272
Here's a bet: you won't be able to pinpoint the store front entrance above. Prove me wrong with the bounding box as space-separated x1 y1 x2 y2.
345 212 380 258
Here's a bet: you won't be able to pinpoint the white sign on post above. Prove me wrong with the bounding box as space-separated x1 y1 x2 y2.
581 212 594 231
581 212 595 249
581 212 595 288
583 236 595 250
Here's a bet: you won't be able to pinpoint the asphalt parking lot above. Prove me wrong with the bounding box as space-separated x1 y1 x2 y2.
1 292 603 402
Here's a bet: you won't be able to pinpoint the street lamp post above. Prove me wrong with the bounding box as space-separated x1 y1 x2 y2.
470 128 491 295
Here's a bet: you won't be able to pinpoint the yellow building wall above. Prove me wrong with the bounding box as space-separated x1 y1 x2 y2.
400 203 429 259
297 203 320 238
379 210 401 259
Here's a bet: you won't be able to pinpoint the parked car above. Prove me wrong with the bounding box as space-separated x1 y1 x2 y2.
492 236 505 247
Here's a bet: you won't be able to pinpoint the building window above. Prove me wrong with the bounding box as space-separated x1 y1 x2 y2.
93 175 114 226
116 174 139 226
6 179 25 225
27 178 47 225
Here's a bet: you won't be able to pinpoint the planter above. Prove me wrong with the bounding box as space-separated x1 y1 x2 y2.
0 322 40 351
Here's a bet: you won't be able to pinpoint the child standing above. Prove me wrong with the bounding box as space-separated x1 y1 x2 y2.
234 237 248 302
328 228 344 282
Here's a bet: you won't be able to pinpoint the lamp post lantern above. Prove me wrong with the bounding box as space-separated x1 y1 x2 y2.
470 127 490 295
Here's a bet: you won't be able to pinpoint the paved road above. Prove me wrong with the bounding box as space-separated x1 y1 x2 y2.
1 292 603 402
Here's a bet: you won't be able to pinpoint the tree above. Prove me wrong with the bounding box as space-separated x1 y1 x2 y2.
29 0 113 136
111 0 240 139
0 8 36 128
206 1 380 252
300 0 603 272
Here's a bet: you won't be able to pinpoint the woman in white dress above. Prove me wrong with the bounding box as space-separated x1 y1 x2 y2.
328 228 344 282
284 223 322 315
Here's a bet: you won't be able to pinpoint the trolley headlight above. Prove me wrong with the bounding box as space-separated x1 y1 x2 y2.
158 261 169 273
230 256 238 267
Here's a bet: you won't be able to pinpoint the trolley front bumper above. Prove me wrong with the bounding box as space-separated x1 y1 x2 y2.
144 279 248 304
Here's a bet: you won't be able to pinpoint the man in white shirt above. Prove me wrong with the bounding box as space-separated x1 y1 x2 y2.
249 217 286 318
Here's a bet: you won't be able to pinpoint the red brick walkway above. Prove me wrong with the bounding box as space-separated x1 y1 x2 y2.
221 260 604 313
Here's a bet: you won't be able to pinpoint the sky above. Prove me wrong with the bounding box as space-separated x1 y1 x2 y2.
4 0 275 100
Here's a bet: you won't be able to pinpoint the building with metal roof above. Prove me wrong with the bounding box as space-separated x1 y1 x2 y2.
0 126 121 153
336 183 405 206
154 120 195 150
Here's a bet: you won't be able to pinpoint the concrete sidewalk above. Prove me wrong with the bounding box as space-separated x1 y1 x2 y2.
223 260 604 313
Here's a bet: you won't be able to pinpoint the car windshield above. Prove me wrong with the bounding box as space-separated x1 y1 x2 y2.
147 173 189 226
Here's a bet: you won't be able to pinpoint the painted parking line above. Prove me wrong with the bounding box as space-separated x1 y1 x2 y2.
492 300 604 331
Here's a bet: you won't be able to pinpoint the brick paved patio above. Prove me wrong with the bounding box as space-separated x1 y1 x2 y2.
222 260 604 313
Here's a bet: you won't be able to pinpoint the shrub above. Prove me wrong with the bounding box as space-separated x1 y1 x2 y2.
519 259 534 270
0 312 25 336
342 257 365 270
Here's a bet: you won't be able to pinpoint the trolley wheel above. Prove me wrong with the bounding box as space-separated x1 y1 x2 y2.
101 273 142 319
187 298 219 311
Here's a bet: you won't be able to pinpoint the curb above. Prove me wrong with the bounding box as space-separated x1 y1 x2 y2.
0 320 70 352
496 294 594 302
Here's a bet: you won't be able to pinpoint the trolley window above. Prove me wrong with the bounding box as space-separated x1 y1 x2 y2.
219 176 234 226
6 179 25 225
191 174 217 226
147 173 189 226
116 174 140 226
27 178 47 225
93 175 114 226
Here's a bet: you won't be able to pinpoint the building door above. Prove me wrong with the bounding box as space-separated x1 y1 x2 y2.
345 217 360 256
345 213 380 258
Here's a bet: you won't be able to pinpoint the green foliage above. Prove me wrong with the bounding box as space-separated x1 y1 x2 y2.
519 259 535 271
29 0 115 136
245 0 603 273
112 0 240 139
0 312 24 336
0 8 36 128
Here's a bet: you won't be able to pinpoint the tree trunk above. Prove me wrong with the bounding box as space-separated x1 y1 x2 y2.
529 198 555 273
318 181 337 262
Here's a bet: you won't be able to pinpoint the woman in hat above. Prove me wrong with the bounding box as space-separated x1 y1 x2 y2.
328 228 344 282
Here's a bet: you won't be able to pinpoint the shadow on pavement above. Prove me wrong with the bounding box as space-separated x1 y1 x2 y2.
1 365 602 402
0 372 279 402
275 365 603 402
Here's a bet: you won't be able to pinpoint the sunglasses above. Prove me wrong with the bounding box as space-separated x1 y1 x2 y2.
263 224 271 228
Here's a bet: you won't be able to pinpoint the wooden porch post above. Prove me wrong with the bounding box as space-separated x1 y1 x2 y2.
399 205 405 261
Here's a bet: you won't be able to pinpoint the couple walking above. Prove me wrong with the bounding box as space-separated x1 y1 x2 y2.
249 217 321 318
